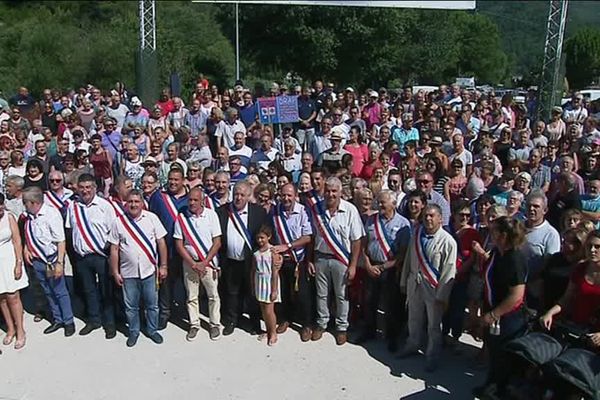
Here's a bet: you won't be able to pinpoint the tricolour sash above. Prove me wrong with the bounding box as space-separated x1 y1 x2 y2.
161 192 179 221
73 203 106 256
204 194 220 210
414 226 440 288
373 213 394 261
25 217 57 264
45 191 70 213
304 190 350 266
119 213 157 266
273 204 302 262
108 196 126 217
177 213 216 269
483 251 496 307
228 204 252 250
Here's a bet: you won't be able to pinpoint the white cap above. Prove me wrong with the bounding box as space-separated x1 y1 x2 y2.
369 90 379 98
345 87 355 93
130 96 142 107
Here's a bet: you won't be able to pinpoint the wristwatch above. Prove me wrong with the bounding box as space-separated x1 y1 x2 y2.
287 243 293 250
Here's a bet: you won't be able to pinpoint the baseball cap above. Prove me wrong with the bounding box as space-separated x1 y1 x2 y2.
142 156 158 166
369 90 379 98
345 87 355 93
430 136 443 145
330 131 343 141
516 171 532 183
130 96 142 107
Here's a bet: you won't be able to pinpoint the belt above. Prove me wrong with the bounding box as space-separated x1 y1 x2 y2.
315 251 336 259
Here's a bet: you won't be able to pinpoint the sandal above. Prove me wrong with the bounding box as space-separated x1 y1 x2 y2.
33 314 44 323
14 336 26 350
2 334 15 346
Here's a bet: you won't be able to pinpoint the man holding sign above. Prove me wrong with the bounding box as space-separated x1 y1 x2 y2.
108 190 168 347
174 187 223 342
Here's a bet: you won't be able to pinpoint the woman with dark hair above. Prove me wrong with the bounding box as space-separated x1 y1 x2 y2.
23 159 48 191
344 126 368 177
424 155 449 197
0 192 28 350
472 216 528 398
403 189 428 227
254 183 275 214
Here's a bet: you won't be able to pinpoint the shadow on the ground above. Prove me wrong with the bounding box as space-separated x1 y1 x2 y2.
356 337 484 399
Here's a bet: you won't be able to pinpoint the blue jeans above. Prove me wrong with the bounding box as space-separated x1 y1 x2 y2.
123 274 159 338
32 260 74 325
77 254 115 327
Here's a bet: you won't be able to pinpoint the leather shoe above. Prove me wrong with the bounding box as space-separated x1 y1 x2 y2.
105 326 117 339
276 321 289 334
126 335 139 348
223 324 235 336
311 327 324 341
64 323 76 337
335 331 347 346
79 323 101 336
149 332 163 344
43 323 63 335
300 327 312 342
158 317 168 331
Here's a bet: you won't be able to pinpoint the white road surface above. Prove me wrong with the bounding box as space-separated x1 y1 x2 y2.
2 314 483 400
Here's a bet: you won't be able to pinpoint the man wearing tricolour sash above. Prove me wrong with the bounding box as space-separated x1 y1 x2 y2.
108 190 168 347
359 190 411 351
174 187 222 342
216 180 268 336
147 167 189 329
270 183 312 342
23 187 75 336
399 203 457 372
65 173 117 339
307 176 364 346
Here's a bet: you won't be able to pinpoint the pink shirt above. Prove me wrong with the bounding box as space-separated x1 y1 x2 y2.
344 143 369 176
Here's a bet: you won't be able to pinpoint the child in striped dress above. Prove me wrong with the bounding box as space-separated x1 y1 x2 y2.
251 225 282 346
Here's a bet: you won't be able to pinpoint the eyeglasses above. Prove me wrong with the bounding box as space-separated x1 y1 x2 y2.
49 179 62 183
459 212 471 218
417 179 432 184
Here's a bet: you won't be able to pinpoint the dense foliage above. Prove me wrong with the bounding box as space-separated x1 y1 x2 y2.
0 1 597 96
565 27 600 90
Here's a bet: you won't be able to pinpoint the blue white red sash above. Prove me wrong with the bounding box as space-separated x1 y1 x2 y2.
228 204 252 250
25 217 57 264
108 196 126 217
73 203 106 256
204 194 220 210
119 213 157 266
273 204 302 262
177 213 216 269
304 190 350 266
414 226 440 288
373 213 394 261
161 192 179 221
45 191 70 212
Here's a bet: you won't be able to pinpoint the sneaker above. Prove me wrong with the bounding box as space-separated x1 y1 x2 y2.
209 326 221 341
126 335 139 348
186 327 199 342
149 332 163 344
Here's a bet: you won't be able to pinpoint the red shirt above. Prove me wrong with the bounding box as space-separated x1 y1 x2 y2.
156 100 174 117
569 263 600 328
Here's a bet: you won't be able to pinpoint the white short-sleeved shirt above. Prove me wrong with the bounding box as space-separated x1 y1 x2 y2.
449 149 473 176
66 195 116 257
314 199 365 256
173 207 222 268
226 203 250 261
26 203 66 259
108 210 167 279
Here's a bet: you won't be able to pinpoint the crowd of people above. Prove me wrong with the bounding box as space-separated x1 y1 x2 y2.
1 80 600 398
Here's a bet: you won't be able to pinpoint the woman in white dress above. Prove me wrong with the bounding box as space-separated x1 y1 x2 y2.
0 192 28 349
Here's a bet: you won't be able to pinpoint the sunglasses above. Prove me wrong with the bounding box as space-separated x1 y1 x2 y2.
49 179 63 183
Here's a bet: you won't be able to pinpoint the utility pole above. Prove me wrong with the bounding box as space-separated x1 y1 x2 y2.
537 0 569 121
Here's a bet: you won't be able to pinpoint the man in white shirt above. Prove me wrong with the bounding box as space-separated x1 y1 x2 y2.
217 108 246 149
308 177 364 345
109 190 168 347
448 133 473 176
65 173 117 339
167 97 189 130
174 187 223 342
22 187 75 336
229 131 253 171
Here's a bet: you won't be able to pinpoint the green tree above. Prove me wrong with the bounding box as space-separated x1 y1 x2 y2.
565 27 600 90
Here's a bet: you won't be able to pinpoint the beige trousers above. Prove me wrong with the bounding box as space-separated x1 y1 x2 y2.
183 262 221 328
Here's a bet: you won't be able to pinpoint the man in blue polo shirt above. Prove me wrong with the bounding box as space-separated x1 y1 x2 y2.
238 91 258 131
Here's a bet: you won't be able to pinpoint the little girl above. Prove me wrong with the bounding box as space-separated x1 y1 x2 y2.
251 225 282 346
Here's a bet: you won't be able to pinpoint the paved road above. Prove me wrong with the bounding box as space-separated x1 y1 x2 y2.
2 314 483 400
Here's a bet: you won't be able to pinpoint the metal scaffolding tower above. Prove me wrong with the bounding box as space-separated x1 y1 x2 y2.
137 0 158 106
537 0 569 121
